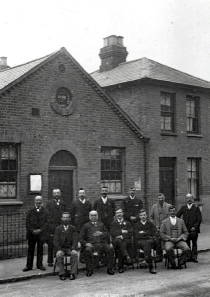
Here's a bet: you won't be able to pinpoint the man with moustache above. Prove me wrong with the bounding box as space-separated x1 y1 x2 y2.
177 193 202 262
70 188 92 233
45 188 67 267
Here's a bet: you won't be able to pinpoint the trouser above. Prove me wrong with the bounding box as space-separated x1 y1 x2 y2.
84 243 114 271
155 234 163 258
136 239 155 268
26 235 44 268
47 234 54 264
113 238 133 268
187 231 198 260
56 249 78 276
164 240 190 266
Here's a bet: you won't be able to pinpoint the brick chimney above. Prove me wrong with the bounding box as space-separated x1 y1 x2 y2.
99 35 128 72
0 57 10 71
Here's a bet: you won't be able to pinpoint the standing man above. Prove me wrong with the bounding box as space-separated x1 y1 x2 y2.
133 209 157 274
160 206 190 269
45 188 67 267
54 212 78 280
176 193 202 262
149 193 172 261
23 196 49 272
79 210 114 277
110 208 133 273
93 186 116 231
70 188 92 233
121 187 143 224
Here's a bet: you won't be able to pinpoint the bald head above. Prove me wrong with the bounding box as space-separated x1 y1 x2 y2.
89 210 98 222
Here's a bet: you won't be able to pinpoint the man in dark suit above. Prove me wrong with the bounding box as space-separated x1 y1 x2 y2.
70 188 92 233
133 209 157 274
110 208 133 273
79 210 114 277
160 206 190 269
45 188 67 267
121 187 143 224
176 193 202 262
93 186 115 231
54 212 78 280
23 196 50 272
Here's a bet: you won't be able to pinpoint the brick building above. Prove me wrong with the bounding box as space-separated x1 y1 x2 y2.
91 35 210 222
0 48 147 213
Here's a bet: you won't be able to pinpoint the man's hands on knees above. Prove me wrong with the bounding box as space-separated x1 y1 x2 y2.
57 250 64 257
85 243 93 248
71 250 78 255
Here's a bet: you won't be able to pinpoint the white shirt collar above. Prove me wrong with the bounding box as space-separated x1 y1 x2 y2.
187 203 193 209
79 198 86 204
130 195 135 200
101 197 107 204
141 220 146 225
170 216 177 225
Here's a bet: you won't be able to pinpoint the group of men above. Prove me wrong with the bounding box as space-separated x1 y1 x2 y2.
23 187 202 281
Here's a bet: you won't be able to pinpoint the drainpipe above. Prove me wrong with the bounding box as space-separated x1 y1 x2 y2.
143 138 150 213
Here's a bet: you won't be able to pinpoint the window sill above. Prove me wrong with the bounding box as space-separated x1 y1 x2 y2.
0 199 23 206
108 195 127 201
161 131 177 136
187 134 203 138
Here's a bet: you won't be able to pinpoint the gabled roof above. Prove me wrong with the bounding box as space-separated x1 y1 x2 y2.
91 57 210 89
0 48 146 140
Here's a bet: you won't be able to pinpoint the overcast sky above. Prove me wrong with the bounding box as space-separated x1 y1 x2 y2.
1 0 210 80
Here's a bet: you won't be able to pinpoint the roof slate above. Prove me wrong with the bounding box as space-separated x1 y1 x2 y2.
0 51 57 90
91 57 210 89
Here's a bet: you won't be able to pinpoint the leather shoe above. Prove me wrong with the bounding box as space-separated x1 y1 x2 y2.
149 267 156 274
48 263 53 267
37 266 46 271
23 267 32 272
69 274 75 280
86 270 93 277
119 267 124 273
191 258 198 263
107 268 114 275
125 256 132 264
177 264 183 269
59 274 66 281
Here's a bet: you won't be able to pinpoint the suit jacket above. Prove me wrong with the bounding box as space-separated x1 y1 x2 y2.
176 204 202 233
70 200 92 232
133 220 156 242
149 202 172 228
45 199 67 234
26 207 50 241
78 221 110 248
53 224 78 253
121 196 143 222
160 217 189 242
93 198 116 229
110 219 132 241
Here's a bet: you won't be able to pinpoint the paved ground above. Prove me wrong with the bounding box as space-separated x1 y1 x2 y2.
0 251 210 297
0 223 209 284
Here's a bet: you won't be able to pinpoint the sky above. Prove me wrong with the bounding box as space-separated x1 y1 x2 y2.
1 0 210 80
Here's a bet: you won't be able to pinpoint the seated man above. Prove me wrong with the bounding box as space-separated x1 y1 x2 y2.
53 212 78 280
79 210 114 277
133 209 157 274
160 206 190 269
110 208 133 273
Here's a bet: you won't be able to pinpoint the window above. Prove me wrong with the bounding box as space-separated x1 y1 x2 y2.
186 96 199 133
161 92 175 132
101 147 123 193
187 158 200 200
0 144 18 198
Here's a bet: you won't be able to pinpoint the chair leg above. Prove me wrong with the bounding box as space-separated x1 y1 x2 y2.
53 258 57 275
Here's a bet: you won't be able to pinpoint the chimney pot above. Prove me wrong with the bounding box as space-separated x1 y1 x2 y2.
0 57 10 70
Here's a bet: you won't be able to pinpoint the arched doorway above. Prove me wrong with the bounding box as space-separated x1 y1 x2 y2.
48 150 77 210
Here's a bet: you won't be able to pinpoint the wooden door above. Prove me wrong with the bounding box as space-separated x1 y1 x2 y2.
159 158 176 205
